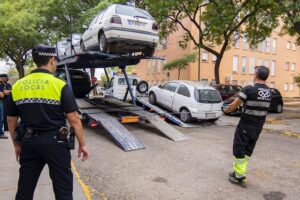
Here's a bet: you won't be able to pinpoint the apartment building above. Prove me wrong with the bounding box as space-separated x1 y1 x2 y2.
136 23 300 97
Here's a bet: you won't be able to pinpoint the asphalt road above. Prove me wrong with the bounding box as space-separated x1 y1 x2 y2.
72 110 300 200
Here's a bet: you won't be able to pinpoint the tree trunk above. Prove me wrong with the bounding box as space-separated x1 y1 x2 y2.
16 62 25 78
178 69 181 80
214 54 224 84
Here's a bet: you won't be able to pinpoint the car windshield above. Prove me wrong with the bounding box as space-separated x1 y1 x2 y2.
115 4 153 20
195 89 222 103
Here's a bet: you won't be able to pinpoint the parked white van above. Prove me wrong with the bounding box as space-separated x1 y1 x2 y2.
148 81 223 122
105 75 148 100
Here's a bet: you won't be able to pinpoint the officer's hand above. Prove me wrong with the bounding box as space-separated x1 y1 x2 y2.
14 143 21 162
78 145 89 161
4 90 11 95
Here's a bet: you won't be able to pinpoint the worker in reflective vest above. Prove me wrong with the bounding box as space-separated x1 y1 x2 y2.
6 45 89 200
224 65 271 188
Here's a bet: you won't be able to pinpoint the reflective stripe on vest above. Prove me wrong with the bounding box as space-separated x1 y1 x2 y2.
12 72 66 105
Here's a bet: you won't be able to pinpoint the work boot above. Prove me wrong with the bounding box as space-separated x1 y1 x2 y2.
228 172 247 188
0 135 8 139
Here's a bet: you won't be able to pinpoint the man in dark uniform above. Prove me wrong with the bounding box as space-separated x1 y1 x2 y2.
0 79 7 139
224 65 271 188
0 73 12 131
6 45 89 200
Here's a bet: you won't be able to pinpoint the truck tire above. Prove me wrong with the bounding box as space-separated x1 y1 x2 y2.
137 81 148 94
276 104 283 113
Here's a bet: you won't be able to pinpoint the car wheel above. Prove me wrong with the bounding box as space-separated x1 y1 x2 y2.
276 104 283 113
80 40 85 51
142 47 155 57
99 32 107 52
137 81 149 94
180 108 192 123
149 92 157 105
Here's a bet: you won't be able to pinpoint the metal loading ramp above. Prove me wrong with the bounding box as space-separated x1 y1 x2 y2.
97 98 188 141
76 99 145 151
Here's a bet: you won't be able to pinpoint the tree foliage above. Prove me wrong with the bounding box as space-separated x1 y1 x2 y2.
274 0 300 44
163 53 196 80
0 0 127 78
139 0 278 83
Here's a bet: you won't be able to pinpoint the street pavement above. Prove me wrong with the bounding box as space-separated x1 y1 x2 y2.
0 133 87 200
1 107 299 200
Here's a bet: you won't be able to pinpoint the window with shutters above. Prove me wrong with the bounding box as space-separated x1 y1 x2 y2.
271 61 276 76
202 51 209 62
241 56 247 74
265 37 271 53
249 57 255 74
291 63 296 71
233 55 239 73
272 38 277 53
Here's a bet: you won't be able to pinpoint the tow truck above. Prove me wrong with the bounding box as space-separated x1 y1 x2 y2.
57 51 188 152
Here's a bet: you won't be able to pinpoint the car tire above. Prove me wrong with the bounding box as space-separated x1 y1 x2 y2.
180 108 192 123
276 104 283 113
80 40 85 51
142 47 155 57
99 32 107 52
137 81 149 94
149 92 157 105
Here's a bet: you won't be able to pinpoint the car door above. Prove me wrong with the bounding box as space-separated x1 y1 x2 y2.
91 10 106 47
172 84 191 112
158 82 179 109
84 17 98 48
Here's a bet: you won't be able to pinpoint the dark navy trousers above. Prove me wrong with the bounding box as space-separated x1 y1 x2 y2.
16 132 73 200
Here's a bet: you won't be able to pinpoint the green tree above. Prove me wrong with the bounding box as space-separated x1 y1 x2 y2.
295 76 300 89
7 66 37 77
274 0 300 43
0 0 127 78
140 0 278 84
0 0 47 78
163 53 196 80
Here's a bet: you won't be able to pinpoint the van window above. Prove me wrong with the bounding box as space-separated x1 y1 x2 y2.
163 82 178 92
117 78 138 86
195 89 222 103
177 85 190 97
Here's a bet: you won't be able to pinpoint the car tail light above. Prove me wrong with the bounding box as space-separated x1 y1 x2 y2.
152 22 158 31
110 16 122 24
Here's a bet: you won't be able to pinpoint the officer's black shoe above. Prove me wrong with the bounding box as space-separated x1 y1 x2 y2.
229 172 247 188
0 135 8 139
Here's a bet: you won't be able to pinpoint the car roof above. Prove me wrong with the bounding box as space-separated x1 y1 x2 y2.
168 80 216 90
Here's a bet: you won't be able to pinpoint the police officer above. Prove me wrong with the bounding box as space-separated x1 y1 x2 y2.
0 73 12 131
6 45 89 200
224 65 271 188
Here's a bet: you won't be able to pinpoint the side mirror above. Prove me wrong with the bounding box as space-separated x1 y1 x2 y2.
82 25 88 29
158 85 162 89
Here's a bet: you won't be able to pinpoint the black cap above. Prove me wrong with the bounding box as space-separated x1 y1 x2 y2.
0 74 8 78
32 45 57 57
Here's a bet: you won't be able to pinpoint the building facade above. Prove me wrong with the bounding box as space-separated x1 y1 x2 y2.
136 22 300 97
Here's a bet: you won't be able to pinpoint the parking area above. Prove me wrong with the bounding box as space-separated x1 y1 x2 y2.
72 107 300 200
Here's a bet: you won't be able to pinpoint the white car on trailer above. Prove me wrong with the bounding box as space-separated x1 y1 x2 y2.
80 4 159 56
148 81 223 122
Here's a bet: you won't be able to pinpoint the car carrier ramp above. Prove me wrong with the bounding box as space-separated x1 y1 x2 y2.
76 99 145 151
97 98 188 141
136 97 199 128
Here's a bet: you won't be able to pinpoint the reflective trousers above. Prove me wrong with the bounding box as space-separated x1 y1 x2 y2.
232 122 263 177
16 131 73 200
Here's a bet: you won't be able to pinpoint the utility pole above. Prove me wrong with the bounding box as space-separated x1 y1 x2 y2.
197 6 202 81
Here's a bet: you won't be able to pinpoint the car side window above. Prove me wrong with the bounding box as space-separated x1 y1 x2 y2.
96 9 106 23
177 85 190 97
163 82 178 92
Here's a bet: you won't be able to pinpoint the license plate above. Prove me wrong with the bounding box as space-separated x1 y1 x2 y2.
128 20 145 27
206 113 216 118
